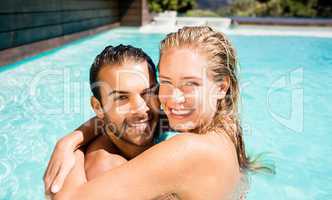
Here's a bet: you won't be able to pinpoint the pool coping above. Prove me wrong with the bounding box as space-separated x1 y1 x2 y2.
0 22 120 67
231 17 332 27
140 24 332 38
141 16 332 38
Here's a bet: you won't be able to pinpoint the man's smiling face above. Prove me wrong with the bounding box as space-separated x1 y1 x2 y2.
95 61 160 146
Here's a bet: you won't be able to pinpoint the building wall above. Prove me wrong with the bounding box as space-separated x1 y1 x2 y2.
119 0 151 26
0 0 120 50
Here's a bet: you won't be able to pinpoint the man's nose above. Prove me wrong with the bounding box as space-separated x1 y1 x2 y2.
130 95 149 114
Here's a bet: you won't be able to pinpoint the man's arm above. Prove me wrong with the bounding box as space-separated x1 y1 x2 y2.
44 116 101 194
54 133 240 200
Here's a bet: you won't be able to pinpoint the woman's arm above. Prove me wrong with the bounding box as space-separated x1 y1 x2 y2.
53 135 179 200
62 116 102 150
54 133 240 200
44 116 101 194
49 148 87 200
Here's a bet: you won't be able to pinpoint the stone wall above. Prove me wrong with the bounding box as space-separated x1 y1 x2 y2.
120 0 151 26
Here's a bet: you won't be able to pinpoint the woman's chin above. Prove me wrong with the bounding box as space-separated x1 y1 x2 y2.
169 121 197 132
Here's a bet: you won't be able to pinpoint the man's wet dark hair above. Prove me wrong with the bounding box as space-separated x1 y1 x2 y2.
90 44 158 101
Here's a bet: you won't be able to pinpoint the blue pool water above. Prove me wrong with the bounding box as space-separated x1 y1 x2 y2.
0 27 331 199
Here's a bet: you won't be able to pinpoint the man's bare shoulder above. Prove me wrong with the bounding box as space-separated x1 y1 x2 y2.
85 135 127 180
86 135 119 155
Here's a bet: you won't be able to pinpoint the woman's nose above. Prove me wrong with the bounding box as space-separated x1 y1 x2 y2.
170 87 185 104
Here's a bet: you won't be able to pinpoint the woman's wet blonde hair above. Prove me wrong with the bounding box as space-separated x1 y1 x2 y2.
160 26 272 172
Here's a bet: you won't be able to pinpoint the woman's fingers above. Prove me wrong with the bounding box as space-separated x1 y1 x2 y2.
43 162 52 187
43 136 78 195
51 164 72 193
43 162 54 194
44 162 60 194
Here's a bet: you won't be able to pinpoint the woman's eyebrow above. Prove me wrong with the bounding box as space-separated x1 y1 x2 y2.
158 75 171 80
181 76 202 81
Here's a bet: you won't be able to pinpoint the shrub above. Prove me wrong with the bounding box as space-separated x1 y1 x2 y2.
148 0 196 13
215 0 322 17
185 9 219 17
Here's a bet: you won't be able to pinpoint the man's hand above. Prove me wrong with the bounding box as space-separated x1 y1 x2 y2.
43 133 79 195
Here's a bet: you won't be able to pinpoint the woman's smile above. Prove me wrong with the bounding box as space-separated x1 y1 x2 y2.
168 107 195 119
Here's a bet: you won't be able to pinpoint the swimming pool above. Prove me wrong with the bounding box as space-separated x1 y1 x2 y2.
0 27 331 199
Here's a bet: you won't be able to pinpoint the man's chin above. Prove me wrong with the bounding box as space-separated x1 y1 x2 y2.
130 135 154 146
124 129 154 146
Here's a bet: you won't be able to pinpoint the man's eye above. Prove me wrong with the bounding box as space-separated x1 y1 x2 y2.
114 96 128 101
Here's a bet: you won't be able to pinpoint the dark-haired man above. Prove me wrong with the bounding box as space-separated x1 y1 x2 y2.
85 44 160 179
44 45 177 199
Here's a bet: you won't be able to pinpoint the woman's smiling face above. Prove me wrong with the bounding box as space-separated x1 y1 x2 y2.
158 47 221 132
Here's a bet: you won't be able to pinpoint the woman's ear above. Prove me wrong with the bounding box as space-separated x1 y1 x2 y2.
217 76 230 99
91 96 104 119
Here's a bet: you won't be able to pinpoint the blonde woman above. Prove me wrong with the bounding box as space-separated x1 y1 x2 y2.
47 26 258 200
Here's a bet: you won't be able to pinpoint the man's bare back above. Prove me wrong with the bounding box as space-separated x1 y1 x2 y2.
84 135 179 200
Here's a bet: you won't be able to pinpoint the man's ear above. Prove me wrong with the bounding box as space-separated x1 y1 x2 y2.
91 96 104 119
217 76 230 100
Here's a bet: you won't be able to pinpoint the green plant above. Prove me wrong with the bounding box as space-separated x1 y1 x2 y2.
149 1 162 13
148 0 196 13
185 9 219 17
216 6 233 17
214 0 326 17
164 0 332 17
282 0 317 17
229 0 259 17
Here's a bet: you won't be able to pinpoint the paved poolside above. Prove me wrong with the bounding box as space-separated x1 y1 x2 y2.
140 17 332 38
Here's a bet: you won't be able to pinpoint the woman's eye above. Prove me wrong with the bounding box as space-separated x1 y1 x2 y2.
160 80 171 85
184 81 199 86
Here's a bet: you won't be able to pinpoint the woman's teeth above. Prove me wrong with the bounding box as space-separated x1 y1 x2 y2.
170 108 193 116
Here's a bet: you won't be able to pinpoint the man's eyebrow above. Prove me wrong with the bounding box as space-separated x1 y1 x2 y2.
108 90 129 96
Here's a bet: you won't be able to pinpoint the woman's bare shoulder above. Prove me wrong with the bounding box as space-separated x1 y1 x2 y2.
166 132 237 159
155 132 239 174
151 132 241 199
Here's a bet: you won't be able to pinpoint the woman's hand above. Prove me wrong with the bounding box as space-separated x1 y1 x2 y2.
43 117 100 195
43 132 79 195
